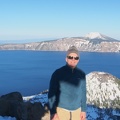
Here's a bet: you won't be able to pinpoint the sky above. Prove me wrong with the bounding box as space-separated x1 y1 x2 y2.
0 0 120 42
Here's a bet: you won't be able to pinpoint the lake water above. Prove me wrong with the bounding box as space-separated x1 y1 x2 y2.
0 51 120 96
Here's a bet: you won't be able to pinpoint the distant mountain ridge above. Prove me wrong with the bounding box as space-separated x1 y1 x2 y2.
0 32 120 52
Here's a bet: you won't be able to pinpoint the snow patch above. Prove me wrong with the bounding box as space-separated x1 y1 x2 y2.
85 32 107 40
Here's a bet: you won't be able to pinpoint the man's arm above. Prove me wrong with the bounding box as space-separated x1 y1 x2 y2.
50 113 60 120
81 75 87 112
48 71 59 115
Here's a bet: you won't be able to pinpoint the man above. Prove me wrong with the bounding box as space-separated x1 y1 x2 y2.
48 46 86 120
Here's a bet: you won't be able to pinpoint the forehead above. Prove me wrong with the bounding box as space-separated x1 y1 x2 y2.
68 53 78 56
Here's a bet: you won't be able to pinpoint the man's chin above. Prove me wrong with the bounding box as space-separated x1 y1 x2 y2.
69 65 76 68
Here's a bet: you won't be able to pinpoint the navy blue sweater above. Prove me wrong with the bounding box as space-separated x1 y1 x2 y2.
48 65 86 115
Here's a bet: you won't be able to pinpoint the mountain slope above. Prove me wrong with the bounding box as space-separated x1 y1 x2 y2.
84 32 117 41
0 32 120 52
86 71 120 109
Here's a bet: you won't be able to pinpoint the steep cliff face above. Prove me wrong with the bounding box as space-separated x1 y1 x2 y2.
86 71 120 109
0 32 120 52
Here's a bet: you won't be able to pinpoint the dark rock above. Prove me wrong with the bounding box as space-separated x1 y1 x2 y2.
0 99 10 116
0 91 23 102
0 92 24 119
0 92 49 120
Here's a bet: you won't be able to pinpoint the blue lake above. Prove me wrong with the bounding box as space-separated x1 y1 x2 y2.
0 51 120 96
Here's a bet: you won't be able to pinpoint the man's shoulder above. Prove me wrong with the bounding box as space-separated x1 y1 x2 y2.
76 67 86 76
52 65 66 77
55 65 66 72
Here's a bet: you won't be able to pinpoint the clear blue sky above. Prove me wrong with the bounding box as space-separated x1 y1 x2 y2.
0 0 120 41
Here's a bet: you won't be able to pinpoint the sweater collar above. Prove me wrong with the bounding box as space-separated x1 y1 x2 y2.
65 64 77 71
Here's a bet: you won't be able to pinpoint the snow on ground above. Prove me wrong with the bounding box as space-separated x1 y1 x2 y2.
0 116 16 120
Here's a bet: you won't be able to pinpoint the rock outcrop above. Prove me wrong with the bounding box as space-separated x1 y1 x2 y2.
0 92 49 120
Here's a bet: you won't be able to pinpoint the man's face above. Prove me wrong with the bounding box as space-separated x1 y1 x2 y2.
66 53 79 68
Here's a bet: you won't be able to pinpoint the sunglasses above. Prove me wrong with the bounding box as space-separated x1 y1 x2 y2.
67 56 79 60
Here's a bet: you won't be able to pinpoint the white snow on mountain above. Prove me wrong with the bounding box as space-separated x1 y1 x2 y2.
86 71 120 108
85 32 111 40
